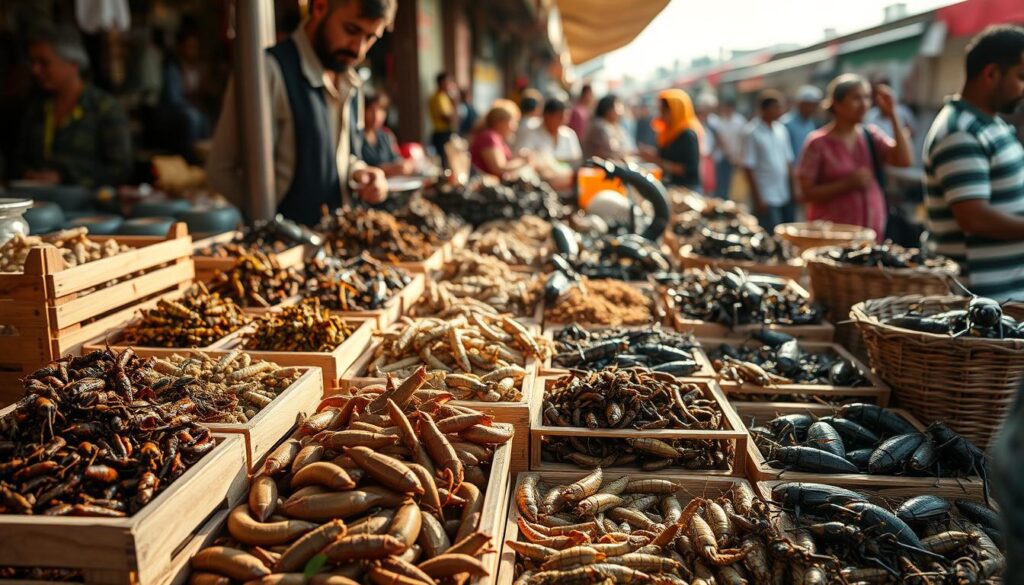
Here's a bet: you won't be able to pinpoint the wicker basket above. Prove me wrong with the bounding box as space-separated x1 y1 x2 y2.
775 221 876 251
804 246 960 321
852 294 1024 449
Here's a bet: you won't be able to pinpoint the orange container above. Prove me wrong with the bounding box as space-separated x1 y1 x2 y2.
577 165 664 209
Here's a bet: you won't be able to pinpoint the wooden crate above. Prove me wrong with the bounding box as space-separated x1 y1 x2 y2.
157 508 229 585
204 365 323 472
0 434 247 585
674 244 806 281
211 317 374 389
699 336 891 405
167 423 512 585
661 278 834 342
529 375 748 476
395 242 447 274
330 272 425 329
735 402 987 495
444 225 473 261
338 361 536 474
497 471 754 585
191 230 305 283
0 224 194 405
541 322 715 377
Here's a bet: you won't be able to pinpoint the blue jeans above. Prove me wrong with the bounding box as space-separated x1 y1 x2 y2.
756 201 796 233
714 159 734 199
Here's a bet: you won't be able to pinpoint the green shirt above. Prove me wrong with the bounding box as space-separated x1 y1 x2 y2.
923 99 1024 301
16 84 132 187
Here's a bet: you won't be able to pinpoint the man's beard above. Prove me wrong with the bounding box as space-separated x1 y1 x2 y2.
998 95 1024 115
314 21 358 73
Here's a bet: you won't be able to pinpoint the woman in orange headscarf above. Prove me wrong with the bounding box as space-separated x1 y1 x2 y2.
644 89 704 192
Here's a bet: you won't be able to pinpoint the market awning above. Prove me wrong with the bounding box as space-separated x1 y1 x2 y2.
938 0 1024 37
556 0 670 64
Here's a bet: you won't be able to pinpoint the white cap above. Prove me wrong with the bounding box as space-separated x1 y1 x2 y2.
796 85 823 103
696 92 719 109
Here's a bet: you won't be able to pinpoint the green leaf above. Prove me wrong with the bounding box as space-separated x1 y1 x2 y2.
304 553 328 579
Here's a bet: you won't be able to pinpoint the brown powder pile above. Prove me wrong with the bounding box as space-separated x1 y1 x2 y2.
546 278 654 326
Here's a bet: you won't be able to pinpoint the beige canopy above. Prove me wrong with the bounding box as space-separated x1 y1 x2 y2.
557 0 670 64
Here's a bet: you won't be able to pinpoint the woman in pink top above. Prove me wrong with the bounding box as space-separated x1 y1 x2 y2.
470 99 530 178
797 74 912 241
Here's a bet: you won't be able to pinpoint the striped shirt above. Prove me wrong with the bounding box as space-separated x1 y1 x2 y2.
923 99 1024 301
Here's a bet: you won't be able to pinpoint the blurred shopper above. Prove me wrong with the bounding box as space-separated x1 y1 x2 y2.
923 26 1024 301
159 26 211 163
696 92 721 196
457 87 478 136
641 89 702 192
360 92 411 177
513 88 544 151
782 85 822 158
470 99 529 178
516 97 582 167
582 95 631 161
569 84 594 141
516 97 581 190
712 98 747 199
14 25 132 187
634 102 658 149
429 71 459 168
797 74 912 241
866 79 917 142
742 90 795 232
207 0 395 225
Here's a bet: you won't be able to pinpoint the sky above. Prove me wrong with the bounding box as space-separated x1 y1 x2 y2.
600 0 962 79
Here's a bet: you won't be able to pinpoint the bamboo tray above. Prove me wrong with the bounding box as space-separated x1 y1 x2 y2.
529 376 748 476
674 243 806 281
736 402 987 496
211 316 374 389
661 278 834 342
699 336 891 405
191 230 305 283
541 322 715 378
0 434 247 585
497 471 755 585
0 224 194 405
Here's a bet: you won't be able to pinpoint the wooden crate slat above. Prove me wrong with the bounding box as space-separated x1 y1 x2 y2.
49 261 195 330
53 283 192 355
205 366 324 471
46 236 193 297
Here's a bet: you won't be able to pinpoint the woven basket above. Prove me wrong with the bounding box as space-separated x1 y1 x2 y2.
775 221 876 251
852 294 1024 449
804 247 960 322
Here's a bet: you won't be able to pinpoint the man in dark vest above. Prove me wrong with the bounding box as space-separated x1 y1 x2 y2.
208 0 395 226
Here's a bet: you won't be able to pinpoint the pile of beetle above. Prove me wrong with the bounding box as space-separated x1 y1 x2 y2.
550 221 674 281
0 348 218 518
660 267 824 328
708 329 869 389
814 241 957 271
118 283 250 348
769 482 1004 583
885 295 1024 340
303 253 413 312
551 324 703 375
425 176 565 226
540 369 733 471
748 403 988 479
208 251 305 309
318 207 438 263
187 367 512 584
